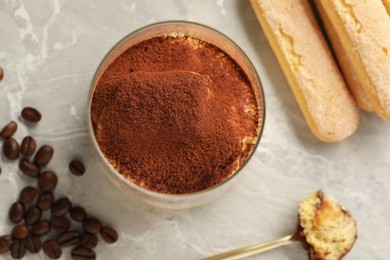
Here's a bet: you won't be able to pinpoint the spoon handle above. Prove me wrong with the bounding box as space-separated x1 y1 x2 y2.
202 234 295 260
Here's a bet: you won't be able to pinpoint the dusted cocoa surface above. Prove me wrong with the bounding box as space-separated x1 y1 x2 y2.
91 36 261 194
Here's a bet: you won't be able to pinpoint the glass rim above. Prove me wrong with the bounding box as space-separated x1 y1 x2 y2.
87 20 266 201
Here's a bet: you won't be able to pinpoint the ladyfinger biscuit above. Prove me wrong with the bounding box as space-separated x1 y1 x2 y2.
315 0 373 111
250 0 359 142
316 0 390 121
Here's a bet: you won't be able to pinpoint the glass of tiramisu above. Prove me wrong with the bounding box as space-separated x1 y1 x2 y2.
87 21 265 208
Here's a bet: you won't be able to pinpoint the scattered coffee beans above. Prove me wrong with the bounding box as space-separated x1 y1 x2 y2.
21 107 42 123
31 220 51 236
57 231 80 247
83 218 102 234
34 145 53 166
71 247 96 260
10 240 26 259
70 206 87 222
11 224 29 240
3 137 20 160
9 202 25 224
80 233 98 249
36 192 54 210
51 216 71 232
19 159 40 178
25 235 41 253
20 136 36 157
1 108 119 259
51 197 72 217
100 226 119 244
0 235 13 254
69 159 86 176
43 239 62 259
0 67 3 81
24 206 42 225
0 121 17 139
38 170 58 191
19 186 37 206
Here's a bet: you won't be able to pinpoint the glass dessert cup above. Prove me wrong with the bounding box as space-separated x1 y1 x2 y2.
87 21 265 209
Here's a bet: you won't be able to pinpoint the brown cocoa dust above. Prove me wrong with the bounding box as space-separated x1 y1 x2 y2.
91 35 262 194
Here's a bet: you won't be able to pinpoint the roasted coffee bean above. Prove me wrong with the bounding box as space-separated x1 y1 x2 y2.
0 235 13 254
19 186 37 206
24 206 42 225
51 197 72 217
20 136 36 157
21 107 42 123
0 121 17 138
0 67 3 81
70 206 87 222
36 192 54 210
26 235 42 253
11 224 29 240
83 218 102 234
38 171 58 192
51 216 71 232
80 233 98 249
100 226 118 244
9 202 25 223
11 240 26 259
69 159 86 176
19 159 40 178
3 137 19 160
71 247 96 260
32 220 51 236
57 231 80 247
43 239 62 259
34 145 53 166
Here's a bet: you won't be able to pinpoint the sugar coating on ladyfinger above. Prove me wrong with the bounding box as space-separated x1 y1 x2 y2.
317 0 390 121
250 0 359 142
315 0 373 111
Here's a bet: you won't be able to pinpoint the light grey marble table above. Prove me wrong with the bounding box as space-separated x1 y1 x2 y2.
0 0 389 259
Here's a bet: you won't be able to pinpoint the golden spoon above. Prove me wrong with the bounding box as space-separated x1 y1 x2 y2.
203 190 358 260
202 232 302 260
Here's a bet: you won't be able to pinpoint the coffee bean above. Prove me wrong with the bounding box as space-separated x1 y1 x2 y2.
100 226 118 244
57 231 80 247
10 240 26 259
69 159 86 176
19 186 38 206
83 218 102 234
34 145 53 166
51 197 72 217
70 206 87 222
9 202 25 223
21 107 42 123
11 224 29 240
3 137 19 160
19 159 40 178
24 206 42 225
0 121 17 138
38 171 58 192
43 239 62 259
0 235 13 254
26 235 42 253
0 67 3 81
80 233 98 249
32 220 51 236
20 136 36 157
71 247 96 260
36 192 54 210
51 216 71 232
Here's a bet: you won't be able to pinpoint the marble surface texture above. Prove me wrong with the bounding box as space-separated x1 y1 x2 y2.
0 0 389 259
